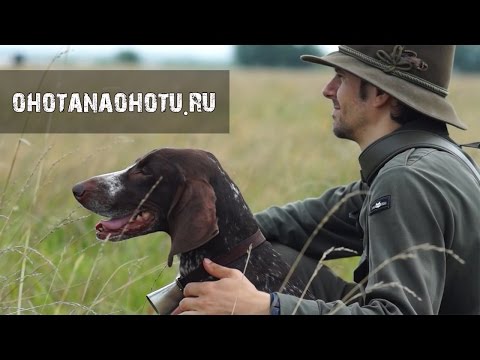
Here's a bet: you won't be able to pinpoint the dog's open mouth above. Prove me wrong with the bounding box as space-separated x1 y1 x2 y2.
95 210 155 241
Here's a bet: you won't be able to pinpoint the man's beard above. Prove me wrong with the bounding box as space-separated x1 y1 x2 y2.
332 118 355 140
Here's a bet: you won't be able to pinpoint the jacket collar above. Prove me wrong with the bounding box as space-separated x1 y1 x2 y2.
359 120 450 185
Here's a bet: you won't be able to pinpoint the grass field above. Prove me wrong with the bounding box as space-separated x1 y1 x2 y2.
1 68 479 314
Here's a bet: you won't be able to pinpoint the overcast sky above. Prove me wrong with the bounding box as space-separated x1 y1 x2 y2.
0 45 339 64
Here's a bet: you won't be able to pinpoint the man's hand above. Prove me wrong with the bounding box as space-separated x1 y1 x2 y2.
171 258 271 315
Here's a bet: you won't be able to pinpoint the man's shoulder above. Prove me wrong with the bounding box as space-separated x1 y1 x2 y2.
382 147 460 173
371 147 470 190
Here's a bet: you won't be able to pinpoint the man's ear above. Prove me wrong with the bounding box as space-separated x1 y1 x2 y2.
166 178 219 267
373 87 391 108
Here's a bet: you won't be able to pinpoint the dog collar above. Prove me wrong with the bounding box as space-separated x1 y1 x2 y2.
175 228 266 290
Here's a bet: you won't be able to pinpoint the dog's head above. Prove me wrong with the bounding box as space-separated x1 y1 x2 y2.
72 148 221 265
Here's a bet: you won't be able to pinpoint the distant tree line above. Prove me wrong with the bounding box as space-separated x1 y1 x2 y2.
454 45 480 73
115 50 141 64
234 45 324 68
234 45 480 72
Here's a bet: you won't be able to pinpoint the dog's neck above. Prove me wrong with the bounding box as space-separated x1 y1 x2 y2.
178 173 259 276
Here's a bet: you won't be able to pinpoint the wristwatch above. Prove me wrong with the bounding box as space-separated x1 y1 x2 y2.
270 292 281 315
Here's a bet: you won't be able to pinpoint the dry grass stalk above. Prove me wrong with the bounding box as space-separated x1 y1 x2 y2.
118 176 163 240
90 256 149 308
327 243 465 315
12 300 97 315
279 190 367 295
292 246 358 315
36 207 90 245
89 260 170 311
0 48 71 209
231 242 254 315
0 145 53 238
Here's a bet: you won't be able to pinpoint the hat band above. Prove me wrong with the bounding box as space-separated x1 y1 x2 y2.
339 45 449 98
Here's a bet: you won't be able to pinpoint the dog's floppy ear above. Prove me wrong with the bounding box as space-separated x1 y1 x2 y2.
166 178 219 266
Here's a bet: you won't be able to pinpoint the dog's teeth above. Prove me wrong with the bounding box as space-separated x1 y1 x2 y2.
142 212 151 220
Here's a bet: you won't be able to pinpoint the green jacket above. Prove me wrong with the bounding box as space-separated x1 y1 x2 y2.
255 133 480 315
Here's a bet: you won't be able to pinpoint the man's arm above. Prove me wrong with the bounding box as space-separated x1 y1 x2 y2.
176 156 452 315
276 163 452 315
254 180 367 259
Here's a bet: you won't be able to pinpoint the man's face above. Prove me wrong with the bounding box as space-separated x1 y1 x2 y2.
322 68 370 141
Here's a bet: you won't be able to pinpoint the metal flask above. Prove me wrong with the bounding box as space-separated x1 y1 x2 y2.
146 281 184 315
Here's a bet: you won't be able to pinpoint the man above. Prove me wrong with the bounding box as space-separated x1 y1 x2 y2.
174 45 480 315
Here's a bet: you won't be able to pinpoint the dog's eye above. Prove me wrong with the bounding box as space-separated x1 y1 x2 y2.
132 167 152 176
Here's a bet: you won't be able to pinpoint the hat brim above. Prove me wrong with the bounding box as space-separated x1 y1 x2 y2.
301 52 467 130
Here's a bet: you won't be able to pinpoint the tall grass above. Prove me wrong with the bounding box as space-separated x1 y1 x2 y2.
0 68 478 314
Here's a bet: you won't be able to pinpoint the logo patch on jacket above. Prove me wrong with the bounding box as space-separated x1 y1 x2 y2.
369 195 391 215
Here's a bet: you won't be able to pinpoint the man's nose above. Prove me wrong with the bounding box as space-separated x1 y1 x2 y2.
322 79 337 99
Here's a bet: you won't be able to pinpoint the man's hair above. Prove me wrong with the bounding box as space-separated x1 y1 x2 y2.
359 78 447 129
359 79 369 101
391 101 422 125
390 98 448 130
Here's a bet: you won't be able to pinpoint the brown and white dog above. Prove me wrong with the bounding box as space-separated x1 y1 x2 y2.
72 148 313 299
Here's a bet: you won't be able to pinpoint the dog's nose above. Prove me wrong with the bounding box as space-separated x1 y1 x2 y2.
72 183 86 200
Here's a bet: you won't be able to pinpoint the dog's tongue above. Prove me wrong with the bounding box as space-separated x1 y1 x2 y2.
98 215 132 231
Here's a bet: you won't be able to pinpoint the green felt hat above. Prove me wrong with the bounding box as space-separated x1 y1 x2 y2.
302 45 466 130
